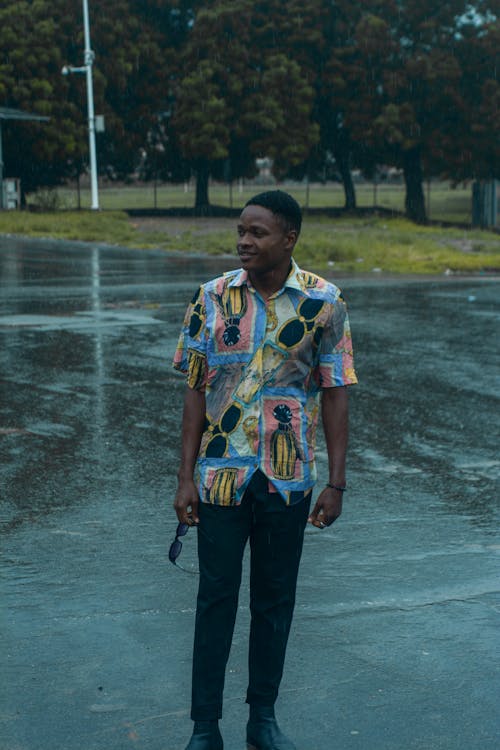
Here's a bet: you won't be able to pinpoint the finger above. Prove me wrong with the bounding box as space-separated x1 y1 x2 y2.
190 497 200 525
311 519 326 529
176 507 189 524
307 501 321 524
173 499 186 523
310 512 327 529
174 492 199 524
174 502 192 525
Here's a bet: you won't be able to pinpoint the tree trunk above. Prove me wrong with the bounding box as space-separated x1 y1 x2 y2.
402 147 427 224
335 147 356 210
194 161 210 214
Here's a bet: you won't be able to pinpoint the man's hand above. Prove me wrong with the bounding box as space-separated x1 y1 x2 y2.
174 478 200 526
308 486 343 529
172 387 206 525
310 386 348 529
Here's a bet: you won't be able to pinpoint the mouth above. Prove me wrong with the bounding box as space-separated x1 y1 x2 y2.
238 251 255 261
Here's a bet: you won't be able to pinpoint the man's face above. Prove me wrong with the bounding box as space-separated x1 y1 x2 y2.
236 205 297 278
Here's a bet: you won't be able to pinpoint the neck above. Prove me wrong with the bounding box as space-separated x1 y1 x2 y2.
249 264 292 300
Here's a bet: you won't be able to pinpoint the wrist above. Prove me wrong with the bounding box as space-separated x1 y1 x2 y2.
177 472 196 483
326 482 347 492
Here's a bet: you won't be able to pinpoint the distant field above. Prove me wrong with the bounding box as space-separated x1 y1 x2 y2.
32 180 474 225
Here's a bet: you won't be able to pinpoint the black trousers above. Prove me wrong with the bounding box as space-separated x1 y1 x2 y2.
191 470 311 720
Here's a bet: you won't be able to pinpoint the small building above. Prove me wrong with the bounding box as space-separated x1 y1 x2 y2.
0 107 50 209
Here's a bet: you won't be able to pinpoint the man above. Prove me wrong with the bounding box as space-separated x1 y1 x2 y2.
173 190 357 750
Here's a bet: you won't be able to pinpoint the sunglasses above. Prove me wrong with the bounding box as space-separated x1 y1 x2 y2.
168 522 199 575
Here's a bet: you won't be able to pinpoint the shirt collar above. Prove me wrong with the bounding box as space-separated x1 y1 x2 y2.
228 259 309 296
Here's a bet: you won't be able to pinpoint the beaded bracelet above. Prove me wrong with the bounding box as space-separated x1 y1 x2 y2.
326 482 347 492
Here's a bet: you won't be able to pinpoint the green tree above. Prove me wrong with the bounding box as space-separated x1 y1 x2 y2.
0 0 88 197
172 1 319 212
341 0 498 223
0 0 186 194
306 0 364 209
446 15 500 181
89 0 199 179
2 0 495 218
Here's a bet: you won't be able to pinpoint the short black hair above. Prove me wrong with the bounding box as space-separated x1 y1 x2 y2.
245 190 302 236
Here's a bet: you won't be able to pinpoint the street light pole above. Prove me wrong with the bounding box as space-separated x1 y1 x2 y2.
63 0 99 210
82 0 99 210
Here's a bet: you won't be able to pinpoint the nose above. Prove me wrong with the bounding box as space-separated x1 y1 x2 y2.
238 231 252 249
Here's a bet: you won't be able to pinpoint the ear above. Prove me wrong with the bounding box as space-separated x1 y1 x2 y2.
285 229 298 252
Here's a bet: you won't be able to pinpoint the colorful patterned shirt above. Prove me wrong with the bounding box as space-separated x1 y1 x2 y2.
173 260 357 506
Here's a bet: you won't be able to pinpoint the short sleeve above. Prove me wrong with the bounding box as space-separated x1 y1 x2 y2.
173 286 209 390
315 292 357 388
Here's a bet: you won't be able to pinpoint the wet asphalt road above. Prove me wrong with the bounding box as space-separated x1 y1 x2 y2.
1 236 499 750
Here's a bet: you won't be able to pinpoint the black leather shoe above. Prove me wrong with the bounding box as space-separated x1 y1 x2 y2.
246 707 297 750
185 722 223 750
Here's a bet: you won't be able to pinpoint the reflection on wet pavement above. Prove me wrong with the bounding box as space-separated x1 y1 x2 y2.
1 237 499 750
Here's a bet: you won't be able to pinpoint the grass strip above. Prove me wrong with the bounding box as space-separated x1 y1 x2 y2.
0 210 498 275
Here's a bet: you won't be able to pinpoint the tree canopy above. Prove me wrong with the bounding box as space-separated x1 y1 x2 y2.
0 0 497 220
